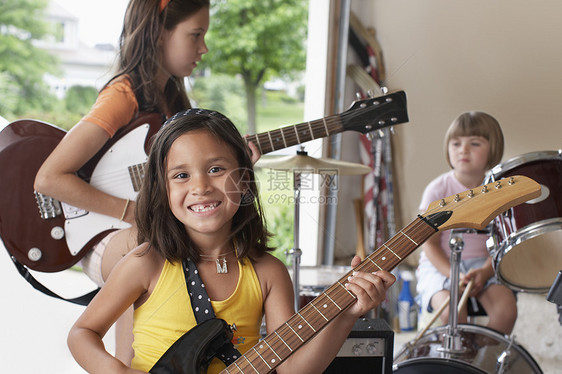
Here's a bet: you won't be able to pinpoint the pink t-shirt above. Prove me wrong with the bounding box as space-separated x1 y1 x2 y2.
418 170 489 262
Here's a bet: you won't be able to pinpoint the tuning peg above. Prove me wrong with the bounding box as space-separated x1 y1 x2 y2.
355 92 362 100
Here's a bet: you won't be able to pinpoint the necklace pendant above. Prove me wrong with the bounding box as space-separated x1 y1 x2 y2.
216 258 228 274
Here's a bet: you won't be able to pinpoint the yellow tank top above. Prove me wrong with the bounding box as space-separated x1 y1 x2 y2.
131 258 263 373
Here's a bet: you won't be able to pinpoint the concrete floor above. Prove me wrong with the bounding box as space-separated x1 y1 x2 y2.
0 245 113 373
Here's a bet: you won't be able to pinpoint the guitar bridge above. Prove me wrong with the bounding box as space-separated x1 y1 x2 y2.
34 191 62 219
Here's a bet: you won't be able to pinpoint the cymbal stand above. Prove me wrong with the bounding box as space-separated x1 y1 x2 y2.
287 169 303 312
437 232 466 356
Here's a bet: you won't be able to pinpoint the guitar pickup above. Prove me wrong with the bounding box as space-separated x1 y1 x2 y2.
34 191 62 219
61 201 88 219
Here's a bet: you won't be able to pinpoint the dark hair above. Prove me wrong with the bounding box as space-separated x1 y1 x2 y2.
105 0 210 114
444 111 504 169
135 109 273 263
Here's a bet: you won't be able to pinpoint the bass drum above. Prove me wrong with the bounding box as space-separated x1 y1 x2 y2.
393 324 542 374
484 150 562 293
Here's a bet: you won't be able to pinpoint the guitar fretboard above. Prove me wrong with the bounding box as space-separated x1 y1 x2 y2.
220 216 436 374
128 163 146 192
245 113 344 155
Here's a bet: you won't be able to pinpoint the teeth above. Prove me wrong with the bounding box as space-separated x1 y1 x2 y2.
191 202 218 212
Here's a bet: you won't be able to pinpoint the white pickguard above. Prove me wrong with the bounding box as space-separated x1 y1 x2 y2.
64 124 150 255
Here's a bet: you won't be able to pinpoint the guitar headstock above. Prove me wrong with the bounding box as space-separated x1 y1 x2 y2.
341 90 409 134
421 175 541 232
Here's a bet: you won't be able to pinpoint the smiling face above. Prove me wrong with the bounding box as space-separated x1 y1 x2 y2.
165 130 244 244
160 6 209 78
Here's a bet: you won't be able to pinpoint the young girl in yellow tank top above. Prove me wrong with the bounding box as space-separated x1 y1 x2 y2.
67 109 396 373
34 0 261 363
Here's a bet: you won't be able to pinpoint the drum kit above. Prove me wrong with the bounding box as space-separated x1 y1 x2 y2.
394 150 562 373
258 149 562 373
484 150 562 293
394 229 544 373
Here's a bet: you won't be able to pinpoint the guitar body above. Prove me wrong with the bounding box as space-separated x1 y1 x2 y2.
149 318 233 374
0 120 66 271
0 114 162 272
64 123 151 258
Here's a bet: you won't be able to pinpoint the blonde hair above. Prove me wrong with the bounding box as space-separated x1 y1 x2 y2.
444 111 504 169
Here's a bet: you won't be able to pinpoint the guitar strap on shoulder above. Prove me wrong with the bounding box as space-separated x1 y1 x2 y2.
183 259 242 366
10 256 99 306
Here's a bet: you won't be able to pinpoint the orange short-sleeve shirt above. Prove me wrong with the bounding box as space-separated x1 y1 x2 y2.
82 75 139 137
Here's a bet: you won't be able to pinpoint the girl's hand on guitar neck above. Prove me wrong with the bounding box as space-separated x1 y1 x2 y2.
244 136 261 164
344 255 396 318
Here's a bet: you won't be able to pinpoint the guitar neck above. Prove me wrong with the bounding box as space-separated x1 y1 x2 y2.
220 216 436 374
245 113 344 155
245 91 408 156
128 163 146 192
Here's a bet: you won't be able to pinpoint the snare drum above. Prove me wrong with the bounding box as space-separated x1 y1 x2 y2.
295 266 350 309
393 324 543 373
485 151 562 293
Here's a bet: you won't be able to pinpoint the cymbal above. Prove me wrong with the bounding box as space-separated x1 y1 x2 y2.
255 154 371 176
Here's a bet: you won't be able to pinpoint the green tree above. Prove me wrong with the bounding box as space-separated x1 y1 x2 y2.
65 85 98 116
0 0 59 117
203 0 308 134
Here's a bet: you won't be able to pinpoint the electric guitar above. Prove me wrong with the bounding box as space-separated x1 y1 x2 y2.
0 91 408 273
149 175 541 374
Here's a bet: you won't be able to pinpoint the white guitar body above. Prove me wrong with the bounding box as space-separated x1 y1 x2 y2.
63 124 150 255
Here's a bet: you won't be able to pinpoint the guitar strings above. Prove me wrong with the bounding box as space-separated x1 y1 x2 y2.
237 216 434 372
85 165 145 193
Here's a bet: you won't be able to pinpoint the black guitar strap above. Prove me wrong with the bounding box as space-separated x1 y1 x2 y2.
10 256 98 306
183 258 241 366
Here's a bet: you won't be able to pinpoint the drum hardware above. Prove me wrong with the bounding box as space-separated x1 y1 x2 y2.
496 339 515 374
393 229 544 373
393 324 543 374
437 233 469 356
546 270 562 325
394 231 473 361
406 279 474 353
255 147 371 310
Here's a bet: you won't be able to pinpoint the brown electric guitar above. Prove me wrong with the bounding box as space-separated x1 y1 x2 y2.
149 175 541 373
0 91 408 273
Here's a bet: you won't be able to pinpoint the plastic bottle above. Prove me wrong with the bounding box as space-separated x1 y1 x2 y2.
398 271 417 331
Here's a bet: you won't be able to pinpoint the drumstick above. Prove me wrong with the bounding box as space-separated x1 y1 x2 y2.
457 279 474 314
410 279 474 345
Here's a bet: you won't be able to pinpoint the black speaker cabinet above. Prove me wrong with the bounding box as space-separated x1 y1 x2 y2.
324 318 394 374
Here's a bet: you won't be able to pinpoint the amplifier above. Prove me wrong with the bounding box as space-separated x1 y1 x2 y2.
324 317 394 374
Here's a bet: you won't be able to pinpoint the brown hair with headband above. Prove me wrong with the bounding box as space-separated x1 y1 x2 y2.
135 109 273 263
160 0 171 12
